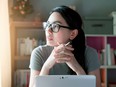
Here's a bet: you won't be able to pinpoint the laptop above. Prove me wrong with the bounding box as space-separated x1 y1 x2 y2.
35 75 96 87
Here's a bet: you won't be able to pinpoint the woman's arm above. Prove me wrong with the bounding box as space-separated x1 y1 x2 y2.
29 69 40 87
66 57 86 75
89 68 101 87
67 58 101 87
29 51 56 87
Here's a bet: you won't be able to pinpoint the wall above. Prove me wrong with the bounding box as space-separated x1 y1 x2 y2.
0 0 11 87
30 0 116 21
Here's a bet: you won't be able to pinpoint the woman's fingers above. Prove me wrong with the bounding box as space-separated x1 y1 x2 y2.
55 57 71 63
53 43 74 63
54 51 73 63
54 44 74 53
65 45 74 51
54 51 74 58
54 44 64 53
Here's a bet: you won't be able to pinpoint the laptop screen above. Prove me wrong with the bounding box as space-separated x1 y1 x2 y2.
35 75 96 87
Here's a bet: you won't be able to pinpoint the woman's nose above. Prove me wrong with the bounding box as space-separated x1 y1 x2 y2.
46 27 52 33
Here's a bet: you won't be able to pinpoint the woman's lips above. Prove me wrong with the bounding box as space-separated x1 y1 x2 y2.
47 36 53 41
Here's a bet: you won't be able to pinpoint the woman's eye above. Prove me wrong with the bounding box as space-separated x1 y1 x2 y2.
52 24 57 29
51 24 58 32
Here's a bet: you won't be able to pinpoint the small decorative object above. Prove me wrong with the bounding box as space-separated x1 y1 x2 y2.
111 11 116 35
68 5 76 11
11 0 33 19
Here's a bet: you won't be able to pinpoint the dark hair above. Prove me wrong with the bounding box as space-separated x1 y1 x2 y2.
50 5 87 74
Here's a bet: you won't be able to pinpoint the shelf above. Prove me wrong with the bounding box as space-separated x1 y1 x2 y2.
86 35 116 87
11 21 43 28
86 34 116 37
14 55 31 60
101 65 116 69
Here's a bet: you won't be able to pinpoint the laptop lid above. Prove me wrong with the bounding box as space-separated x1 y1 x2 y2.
35 75 96 87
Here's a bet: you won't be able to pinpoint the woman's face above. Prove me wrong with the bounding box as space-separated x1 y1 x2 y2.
45 12 73 46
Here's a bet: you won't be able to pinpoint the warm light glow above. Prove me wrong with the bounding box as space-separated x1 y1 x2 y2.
0 0 11 87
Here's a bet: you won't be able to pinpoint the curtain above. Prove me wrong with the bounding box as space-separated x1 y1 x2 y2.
0 0 11 87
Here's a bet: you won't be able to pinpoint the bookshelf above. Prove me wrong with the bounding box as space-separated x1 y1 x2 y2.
10 21 45 87
86 35 116 87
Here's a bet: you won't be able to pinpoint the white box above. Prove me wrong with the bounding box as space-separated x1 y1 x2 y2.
113 25 116 35
111 12 116 24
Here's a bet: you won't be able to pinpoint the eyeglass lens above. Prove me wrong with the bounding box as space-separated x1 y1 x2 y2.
44 22 60 33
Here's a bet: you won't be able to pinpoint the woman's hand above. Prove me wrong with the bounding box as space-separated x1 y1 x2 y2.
66 55 86 75
41 43 85 75
54 44 86 75
39 47 57 75
54 44 74 63
42 44 73 70
43 44 73 69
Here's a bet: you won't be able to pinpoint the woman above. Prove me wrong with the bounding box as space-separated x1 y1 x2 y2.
29 5 101 87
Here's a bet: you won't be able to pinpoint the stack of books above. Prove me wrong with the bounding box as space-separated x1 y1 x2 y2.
14 69 30 87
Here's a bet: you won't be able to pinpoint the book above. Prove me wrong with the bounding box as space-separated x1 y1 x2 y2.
14 69 30 87
106 44 111 65
100 49 106 65
110 48 115 65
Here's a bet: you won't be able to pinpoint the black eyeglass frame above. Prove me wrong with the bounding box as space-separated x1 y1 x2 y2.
43 22 73 33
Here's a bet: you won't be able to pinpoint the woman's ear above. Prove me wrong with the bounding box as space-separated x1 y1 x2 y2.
70 29 78 40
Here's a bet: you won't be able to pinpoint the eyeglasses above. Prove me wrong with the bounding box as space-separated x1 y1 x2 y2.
43 22 73 33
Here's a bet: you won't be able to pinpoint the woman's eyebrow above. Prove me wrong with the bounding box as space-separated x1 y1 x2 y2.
53 21 61 24
47 21 62 24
